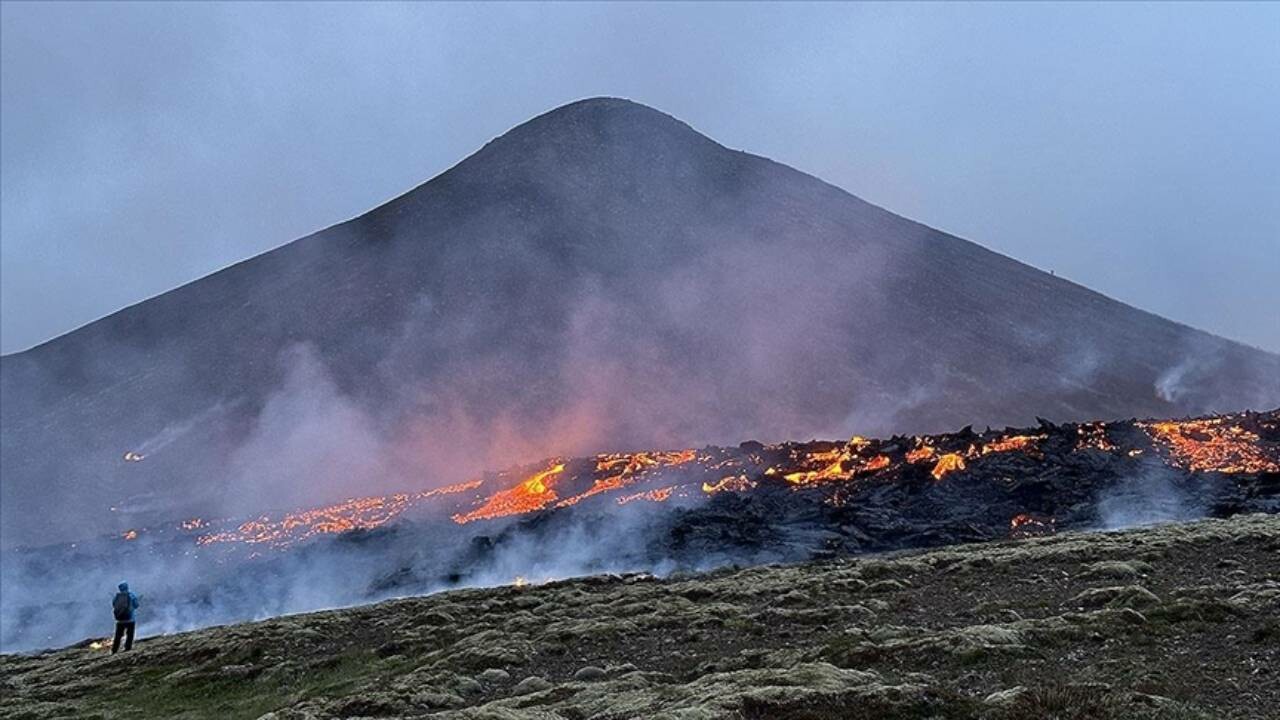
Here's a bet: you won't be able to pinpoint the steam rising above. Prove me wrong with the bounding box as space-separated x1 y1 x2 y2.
1096 467 1202 531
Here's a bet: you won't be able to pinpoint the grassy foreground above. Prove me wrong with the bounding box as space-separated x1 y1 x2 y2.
2 514 1277 720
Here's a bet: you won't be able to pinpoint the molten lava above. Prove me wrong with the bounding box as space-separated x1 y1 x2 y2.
193 480 480 549
99 410 1277 555
931 453 967 481
783 448 849 485
617 486 677 505
982 435 1044 456
1140 418 1280 474
906 446 936 463
452 463 566 524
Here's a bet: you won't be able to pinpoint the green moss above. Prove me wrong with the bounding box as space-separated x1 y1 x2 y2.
108 650 381 720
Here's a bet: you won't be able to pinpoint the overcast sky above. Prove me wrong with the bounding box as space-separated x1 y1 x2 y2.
2 2 1277 354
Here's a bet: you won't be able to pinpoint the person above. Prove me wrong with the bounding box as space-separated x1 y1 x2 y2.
111 581 140 653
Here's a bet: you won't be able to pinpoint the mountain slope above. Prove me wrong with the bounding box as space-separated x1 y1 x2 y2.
2 97 1277 547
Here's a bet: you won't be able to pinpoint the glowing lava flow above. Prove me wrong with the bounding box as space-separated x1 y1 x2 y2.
982 435 1045 456
102 410 1277 554
452 463 566 524
195 480 481 549
1140 418 1280 474
783 448 849 485
555 450 698 509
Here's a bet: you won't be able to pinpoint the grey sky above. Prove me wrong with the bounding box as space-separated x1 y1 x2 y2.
2 2 1277 355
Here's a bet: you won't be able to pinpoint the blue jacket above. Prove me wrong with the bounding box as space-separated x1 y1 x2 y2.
114 583 139 622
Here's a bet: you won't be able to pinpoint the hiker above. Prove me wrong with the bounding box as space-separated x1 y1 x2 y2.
111 582 140 653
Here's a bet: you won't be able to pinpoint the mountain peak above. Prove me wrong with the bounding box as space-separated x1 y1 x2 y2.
455 97 727 182
505 96 708 144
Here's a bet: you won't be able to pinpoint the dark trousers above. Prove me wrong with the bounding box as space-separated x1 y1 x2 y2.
112 621 135 653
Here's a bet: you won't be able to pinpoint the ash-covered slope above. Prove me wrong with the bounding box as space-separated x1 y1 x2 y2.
2 97 1278 547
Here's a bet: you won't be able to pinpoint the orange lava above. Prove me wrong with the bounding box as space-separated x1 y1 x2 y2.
983 435 1044 455
1075 423 1118 452
452 463 565 524
702 474 757 494
196 480 481 548
557 450 698 508
114 411 1275 553
906 446 936 463
783 448 849 485
1009 513 1055 538
617 486 676 505
1141 418 1280 474
931 453 967 481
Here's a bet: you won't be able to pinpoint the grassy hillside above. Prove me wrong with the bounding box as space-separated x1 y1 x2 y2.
3 513 1277 719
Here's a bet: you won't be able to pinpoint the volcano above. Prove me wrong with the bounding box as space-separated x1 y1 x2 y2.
2 97 1278 547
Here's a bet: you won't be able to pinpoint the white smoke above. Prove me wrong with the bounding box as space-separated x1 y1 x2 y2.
1096 466 1202 531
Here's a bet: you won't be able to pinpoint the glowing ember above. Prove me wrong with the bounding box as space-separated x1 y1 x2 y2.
702 474 756 494
1075 423 1118 452
931 453 967 481
617 486 676 505
180 518 207 531
861 454 891 473
1009 513 1056 539
906 446 936 463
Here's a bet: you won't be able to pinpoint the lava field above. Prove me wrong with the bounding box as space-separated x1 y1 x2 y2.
3 409 1277 653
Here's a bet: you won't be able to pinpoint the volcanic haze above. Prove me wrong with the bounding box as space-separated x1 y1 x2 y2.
2 98 1277 547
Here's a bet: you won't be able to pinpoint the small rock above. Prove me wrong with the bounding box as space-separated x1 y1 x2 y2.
511 675 553 695
375 641 404 658
420 610 456 626
411 691 465 709
865 579 908 593
1082 560 1152 581
1115 608 1149 625
477 668 510 684
773 590 808 606
1072 585 1162 609
984 686 1027 706
573 666 607 681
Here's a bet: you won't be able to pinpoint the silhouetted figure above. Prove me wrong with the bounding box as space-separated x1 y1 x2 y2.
111 582 139 653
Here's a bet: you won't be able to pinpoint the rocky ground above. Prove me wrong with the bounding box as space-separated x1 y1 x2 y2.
2 513 1277 720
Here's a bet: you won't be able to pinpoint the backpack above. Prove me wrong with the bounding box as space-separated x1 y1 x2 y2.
113 592 132 621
